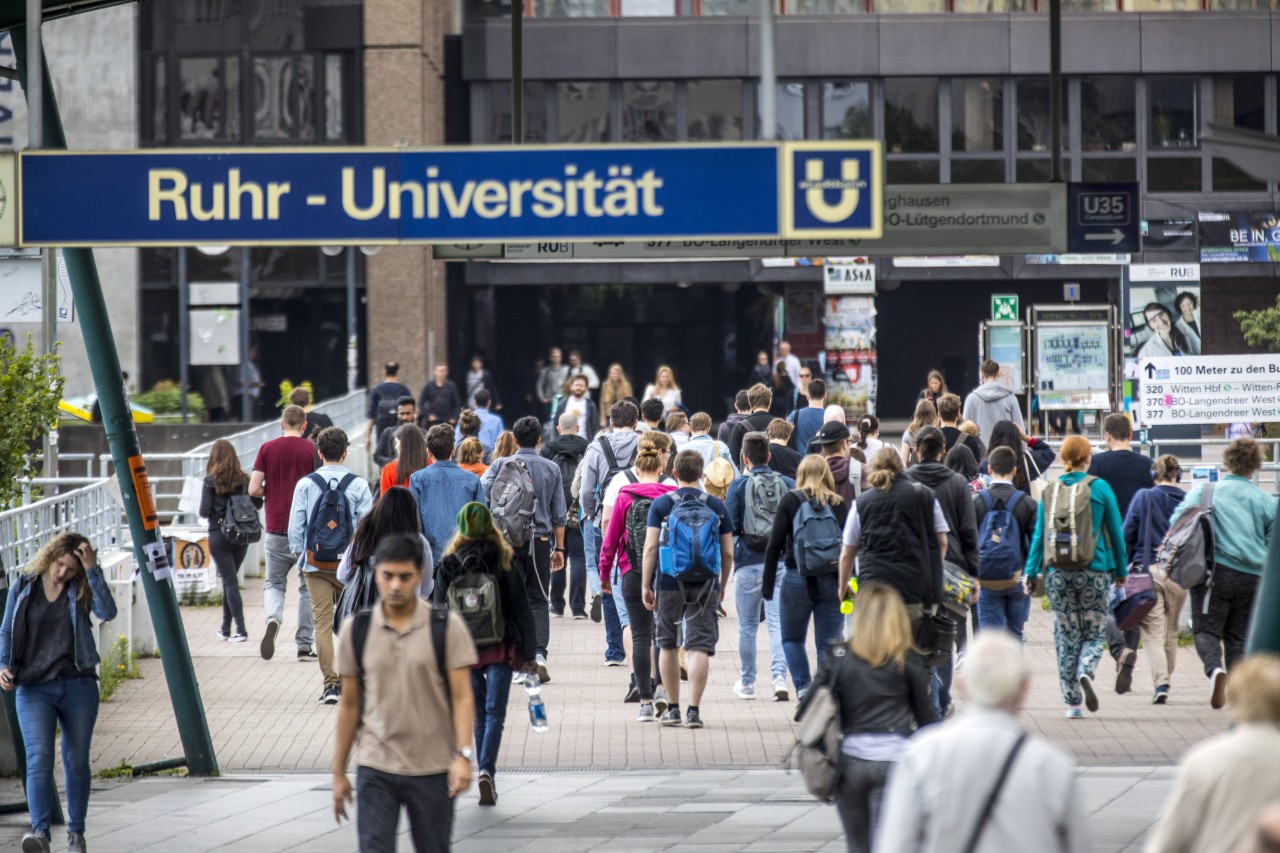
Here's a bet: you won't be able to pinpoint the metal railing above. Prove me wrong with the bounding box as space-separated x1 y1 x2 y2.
0 480 122 573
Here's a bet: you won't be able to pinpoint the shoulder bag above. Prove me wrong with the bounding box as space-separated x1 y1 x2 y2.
960 733 1027 853
910 483 956 668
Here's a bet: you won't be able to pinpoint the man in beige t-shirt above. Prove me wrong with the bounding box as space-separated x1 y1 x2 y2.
332 534 478 853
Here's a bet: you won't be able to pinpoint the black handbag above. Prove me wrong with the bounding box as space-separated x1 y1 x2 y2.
909 483 956 668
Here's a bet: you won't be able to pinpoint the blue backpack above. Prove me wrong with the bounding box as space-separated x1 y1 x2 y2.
791 497 842 578
305 472 358 571
658 492 721 581
976 489 1027 582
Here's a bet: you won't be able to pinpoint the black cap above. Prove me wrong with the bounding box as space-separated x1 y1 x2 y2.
817 421 850 444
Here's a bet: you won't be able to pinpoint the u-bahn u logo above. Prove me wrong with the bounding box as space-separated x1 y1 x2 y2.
781 142 881 238
800 158 863 223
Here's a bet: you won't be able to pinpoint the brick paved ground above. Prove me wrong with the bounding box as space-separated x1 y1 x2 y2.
84 578 1228 776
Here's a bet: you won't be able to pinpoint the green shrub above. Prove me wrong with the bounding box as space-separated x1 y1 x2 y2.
99 636 142 702
133 380 206 420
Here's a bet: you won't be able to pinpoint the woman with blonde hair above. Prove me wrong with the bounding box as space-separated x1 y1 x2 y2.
0 533 118 853
433 502 536 807
809 582 936 853
201 438 262 642
1023 435 1127 719
900 399 938 466
493 430 518 460
455 436 489 477
763 454 851 695
598 363 634 428
643 365 682 416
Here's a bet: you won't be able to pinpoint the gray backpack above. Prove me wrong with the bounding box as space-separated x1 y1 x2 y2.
1042 476 1099 571
445 554 505 648
1157 483 1215 595
489 458 538 549
741 469 786 551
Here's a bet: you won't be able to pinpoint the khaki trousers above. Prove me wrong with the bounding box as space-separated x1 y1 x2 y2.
1138 570 1188 689
305 572 343 690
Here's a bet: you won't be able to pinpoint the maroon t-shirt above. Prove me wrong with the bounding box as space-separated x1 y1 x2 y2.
253 435 317 534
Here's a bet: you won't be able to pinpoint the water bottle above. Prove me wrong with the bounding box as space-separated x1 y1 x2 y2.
525 674 549 732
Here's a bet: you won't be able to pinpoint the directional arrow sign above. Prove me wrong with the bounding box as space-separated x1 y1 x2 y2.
1145 361 1159 379
1068 183 1141 254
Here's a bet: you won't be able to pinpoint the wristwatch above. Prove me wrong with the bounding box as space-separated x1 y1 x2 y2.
554 547 566 553
454 747 474 762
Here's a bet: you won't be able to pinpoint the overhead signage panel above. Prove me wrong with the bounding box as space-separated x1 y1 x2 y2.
1139 355 1280 425
1068 182 1141 253
17 142 885 247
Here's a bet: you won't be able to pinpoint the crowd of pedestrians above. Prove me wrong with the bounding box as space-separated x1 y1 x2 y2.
11 347 1280 853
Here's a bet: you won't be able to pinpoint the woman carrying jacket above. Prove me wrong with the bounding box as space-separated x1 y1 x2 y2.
200 438 262 642
0 533 118 853
809 582 937 853
433 502 536 807
599 435 676 721
1122 455 1187 705
763 455 851 696
979 420 1056 493
1024 435 1127 719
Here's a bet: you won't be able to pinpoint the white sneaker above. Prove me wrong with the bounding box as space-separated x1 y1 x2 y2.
536 654 550 683
512 670 528 686
732 679 756 700
772 676 789 702
1209 668 1228 710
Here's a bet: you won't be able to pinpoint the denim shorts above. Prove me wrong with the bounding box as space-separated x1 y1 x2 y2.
655 580 718 655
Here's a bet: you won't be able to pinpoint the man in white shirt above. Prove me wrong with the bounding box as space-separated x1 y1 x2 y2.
876 631 1089 853
777 340 802 388
552 375 599 441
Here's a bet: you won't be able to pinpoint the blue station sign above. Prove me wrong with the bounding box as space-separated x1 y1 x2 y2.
17 142 883 247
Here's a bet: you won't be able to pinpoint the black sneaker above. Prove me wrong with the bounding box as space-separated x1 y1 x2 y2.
658 708 682 727
299 647 319 661
478 772 497 806
1079 675 1099 713
1115 648 1136 694
684 708 704 729
260 619 279 660
623 676 640 704
590 593 602 623
320 685 340 705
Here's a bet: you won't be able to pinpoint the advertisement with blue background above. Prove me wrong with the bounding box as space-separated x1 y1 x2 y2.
1199 210 1280 262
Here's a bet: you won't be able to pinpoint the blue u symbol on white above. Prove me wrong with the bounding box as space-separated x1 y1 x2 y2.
803 158 861 224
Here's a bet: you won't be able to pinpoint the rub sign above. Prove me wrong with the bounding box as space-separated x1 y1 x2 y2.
16 142 883 247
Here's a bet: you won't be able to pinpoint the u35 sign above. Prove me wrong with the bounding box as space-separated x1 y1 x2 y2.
14 142 883 247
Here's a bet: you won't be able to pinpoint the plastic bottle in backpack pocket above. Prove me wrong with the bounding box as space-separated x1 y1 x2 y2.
525 675 549 732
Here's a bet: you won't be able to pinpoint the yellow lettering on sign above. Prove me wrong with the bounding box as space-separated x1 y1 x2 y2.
149 169 189 221
343 167 385 220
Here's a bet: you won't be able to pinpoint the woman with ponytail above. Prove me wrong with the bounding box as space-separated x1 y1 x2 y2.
433 502 536 807
855 415 884 456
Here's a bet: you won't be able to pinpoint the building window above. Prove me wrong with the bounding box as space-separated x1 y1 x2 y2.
873 0 945 12
1148 78 1198 148
885 78 939 153
688 80 743 140
951 78 1003 152
1081 76 1136 152
558 82 611 142
953 0 1031 11
1148 157 1201 193
531 0 612 14
761 82 806 141
1015 77 1064 152
1126 0 1198 9
887 160 939 183
622 81 676 142
822 82 871 140
179 57 237 141
619 0 677 13
788 0 865 12
1016 159 1053 182
1082 158 1137 183
489 83 547 143
1213 75 1264 133
950 159 1005 183
1213 158 1266 192
324 54 346 142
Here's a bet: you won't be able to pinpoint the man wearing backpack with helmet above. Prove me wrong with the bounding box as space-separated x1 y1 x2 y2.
480 416 566 684
972 447 1037 641
288 427 373 705
640 450 734 729
724 433 794 703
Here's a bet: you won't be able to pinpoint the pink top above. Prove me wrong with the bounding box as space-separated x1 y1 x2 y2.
598 481 676 583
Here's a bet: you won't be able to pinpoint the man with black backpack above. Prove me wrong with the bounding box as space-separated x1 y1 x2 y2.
288 427 373 705
541 411 589 619
481 416 566 683
641 450 734 729
364 362 412 450
728 384 776 469
973 447 1037 641
724 433 793 702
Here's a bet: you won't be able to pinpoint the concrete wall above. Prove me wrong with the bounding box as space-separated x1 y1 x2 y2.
0 4 138 398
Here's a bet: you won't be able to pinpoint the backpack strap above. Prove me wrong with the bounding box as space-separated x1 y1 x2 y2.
625 470 639 484
960 733 1027 853
599 435 619 471
432 606 452 714
308 472 327 491
352 610 373 719
337 473 357 493
978 489 995 513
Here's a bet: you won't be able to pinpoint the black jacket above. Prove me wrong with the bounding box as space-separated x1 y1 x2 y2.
814 645 938 737
419 379 462 426
199 476 263 535
551 396 600 442
763 490 851 600
729 411 775 468
853 474 944 606
374 425 427 468
906 461 979 574
717 412 750 446
941 426 984 462
541 433 589 510
978 438 1056 492
1088 449 1155 519
972 482 1038 586
767 442 803 480
432 539 536 665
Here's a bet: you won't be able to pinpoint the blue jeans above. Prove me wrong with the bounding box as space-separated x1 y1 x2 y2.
470 662 513 776
779 571 843 695
584 518 625 662
976 585 1032 641
17 676 99 834
734 563 787 687
932 609 970 716
356 766 452 853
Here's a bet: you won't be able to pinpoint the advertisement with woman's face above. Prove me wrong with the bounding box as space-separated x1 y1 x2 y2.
1126 284 1202 362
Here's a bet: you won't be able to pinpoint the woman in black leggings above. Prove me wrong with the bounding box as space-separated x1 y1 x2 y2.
200 438 262 641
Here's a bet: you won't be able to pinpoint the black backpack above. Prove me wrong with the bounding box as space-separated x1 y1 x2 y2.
623 484 656 572
219 484 263 546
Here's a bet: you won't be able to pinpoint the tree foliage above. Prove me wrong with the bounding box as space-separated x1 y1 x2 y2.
0 335 64 508
1235 295 1280 351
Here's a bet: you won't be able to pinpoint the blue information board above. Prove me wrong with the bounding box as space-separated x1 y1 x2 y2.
19 142 883 247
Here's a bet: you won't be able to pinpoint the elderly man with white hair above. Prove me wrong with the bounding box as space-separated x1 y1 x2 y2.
875 632 1089 853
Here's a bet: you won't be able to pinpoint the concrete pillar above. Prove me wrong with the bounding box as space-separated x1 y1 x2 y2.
363 0 451 394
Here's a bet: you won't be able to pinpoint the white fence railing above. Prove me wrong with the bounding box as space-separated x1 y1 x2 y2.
0 480 123 573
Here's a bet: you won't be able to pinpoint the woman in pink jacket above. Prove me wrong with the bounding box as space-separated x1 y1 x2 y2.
599 433 676 723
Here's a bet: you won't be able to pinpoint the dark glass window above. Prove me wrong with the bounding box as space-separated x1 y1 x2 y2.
762 83 806 141
688 80 743 141
1081 76 1136 152
532 0 611 14
1082 158 1137 183
1148 158 1201 193
822 82 871 140
489 83 548 143
887 160 940 183
253 55 316 141
885 78 939 154
1015 159 1052 182
179 57 235 141
1148 78 1198 148
1213 158 1267 192
558 82 611 142
1213 75 1265 133
1016 77 1065 152
951 159 1005 183
248 0 305 50
622 82 676 142
951 79 1004 152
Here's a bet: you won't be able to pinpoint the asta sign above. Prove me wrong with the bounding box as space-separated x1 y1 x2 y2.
1138 354 1280 425
824 263 875 294
1068 182 1141 253
17 143 883 247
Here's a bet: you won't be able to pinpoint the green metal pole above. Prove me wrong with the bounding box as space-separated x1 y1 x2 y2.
1246 500 1280 656
13 30 220 776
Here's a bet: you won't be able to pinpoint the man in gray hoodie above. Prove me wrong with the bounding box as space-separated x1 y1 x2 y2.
963 359 1024 446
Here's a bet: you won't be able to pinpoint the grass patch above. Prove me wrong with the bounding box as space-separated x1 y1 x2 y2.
99 636 142 702
1178 628 1193 647
96 761 132 780
179 587 223 608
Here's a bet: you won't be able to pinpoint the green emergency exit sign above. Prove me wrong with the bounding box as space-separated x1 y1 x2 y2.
992 294 1019 322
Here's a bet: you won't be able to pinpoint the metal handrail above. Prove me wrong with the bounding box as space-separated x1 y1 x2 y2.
0 480 122 573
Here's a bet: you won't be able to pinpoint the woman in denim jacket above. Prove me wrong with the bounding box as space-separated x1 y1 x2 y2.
0 533 118 853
